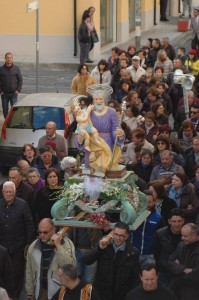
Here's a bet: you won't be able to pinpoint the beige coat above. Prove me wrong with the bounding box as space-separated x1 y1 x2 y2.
25 237 76 299
71 73 96 96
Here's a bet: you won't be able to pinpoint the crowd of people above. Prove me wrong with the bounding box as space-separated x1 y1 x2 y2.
1 6 199 300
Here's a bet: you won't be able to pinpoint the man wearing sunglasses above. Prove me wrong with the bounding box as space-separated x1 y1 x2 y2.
83 221 140 300
26 218 76 300
189 104 199 131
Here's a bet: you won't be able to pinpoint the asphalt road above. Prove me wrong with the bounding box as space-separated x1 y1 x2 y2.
21 64 78 94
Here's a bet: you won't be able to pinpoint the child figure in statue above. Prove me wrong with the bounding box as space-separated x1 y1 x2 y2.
71 104 101 151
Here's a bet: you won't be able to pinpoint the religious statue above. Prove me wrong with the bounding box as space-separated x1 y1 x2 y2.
74 84 126 174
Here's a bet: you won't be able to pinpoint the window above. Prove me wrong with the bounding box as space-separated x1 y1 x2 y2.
100 0 115 46
7 107 64 129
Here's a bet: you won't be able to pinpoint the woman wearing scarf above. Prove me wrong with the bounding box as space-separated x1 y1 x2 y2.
166 172 199 223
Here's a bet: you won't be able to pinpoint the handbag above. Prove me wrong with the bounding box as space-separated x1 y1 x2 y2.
91 28 99 43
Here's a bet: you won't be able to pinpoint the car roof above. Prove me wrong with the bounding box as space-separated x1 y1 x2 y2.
14 93 85 107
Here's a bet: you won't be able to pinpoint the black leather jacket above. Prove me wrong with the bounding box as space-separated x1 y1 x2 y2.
0 197 34 254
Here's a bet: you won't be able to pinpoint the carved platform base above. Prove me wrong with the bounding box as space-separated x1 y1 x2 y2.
106 165 127 178
79 165 106 177
79 164 127 178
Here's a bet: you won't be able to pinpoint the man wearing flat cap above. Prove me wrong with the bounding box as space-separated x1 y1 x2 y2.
127 55 146 83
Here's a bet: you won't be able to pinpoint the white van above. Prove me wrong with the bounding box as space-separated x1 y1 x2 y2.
0 93 81 172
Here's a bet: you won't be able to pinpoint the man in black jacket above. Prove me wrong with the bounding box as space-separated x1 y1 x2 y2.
83 221 140 300
0 181 34 297
153 208 185 287
78 12 90 64
168 223 199 300
0 52 22 118
0 245 15 299
125 263 177 300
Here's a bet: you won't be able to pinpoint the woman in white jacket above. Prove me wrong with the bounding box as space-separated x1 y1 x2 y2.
91 59 112 84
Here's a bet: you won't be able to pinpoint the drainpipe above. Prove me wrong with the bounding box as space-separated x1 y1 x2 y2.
135 0 141 49
74 0 77 56
178 0 181 13
154 0 157 25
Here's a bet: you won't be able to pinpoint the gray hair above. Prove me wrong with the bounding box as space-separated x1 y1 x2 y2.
183 223 199 236
160 150 173 158
59 264 78 280
3 181 16 191
26 167 40 177
60 156 77 170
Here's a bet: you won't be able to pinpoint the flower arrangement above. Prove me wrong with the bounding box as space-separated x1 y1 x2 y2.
51 175 148 225
60 176 140 212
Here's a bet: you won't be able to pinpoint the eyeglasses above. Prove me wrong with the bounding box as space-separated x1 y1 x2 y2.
156 142 166 145
190 111 198 114
38 228 53 235
113 233 126 239
42 154 52 158
183 128 192 132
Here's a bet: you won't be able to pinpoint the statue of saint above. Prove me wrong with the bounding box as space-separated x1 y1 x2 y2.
74 84 125 174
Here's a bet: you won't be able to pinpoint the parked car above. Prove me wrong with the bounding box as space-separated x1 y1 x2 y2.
0 93 83 173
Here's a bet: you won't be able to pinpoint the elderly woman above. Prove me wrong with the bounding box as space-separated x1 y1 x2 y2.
71 64 96 96
60 156 79 178
26 167 45 193
34 145 61 179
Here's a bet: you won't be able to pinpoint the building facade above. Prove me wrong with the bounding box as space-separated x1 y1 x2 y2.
0 0 189 63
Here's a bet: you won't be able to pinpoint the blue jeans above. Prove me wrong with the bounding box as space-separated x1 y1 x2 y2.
1 93 18 118
75 249 97 283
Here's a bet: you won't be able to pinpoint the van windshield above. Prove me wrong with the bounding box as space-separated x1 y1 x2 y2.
7 106 65 129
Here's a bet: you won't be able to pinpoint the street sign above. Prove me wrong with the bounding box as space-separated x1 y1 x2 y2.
27 1 39 13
